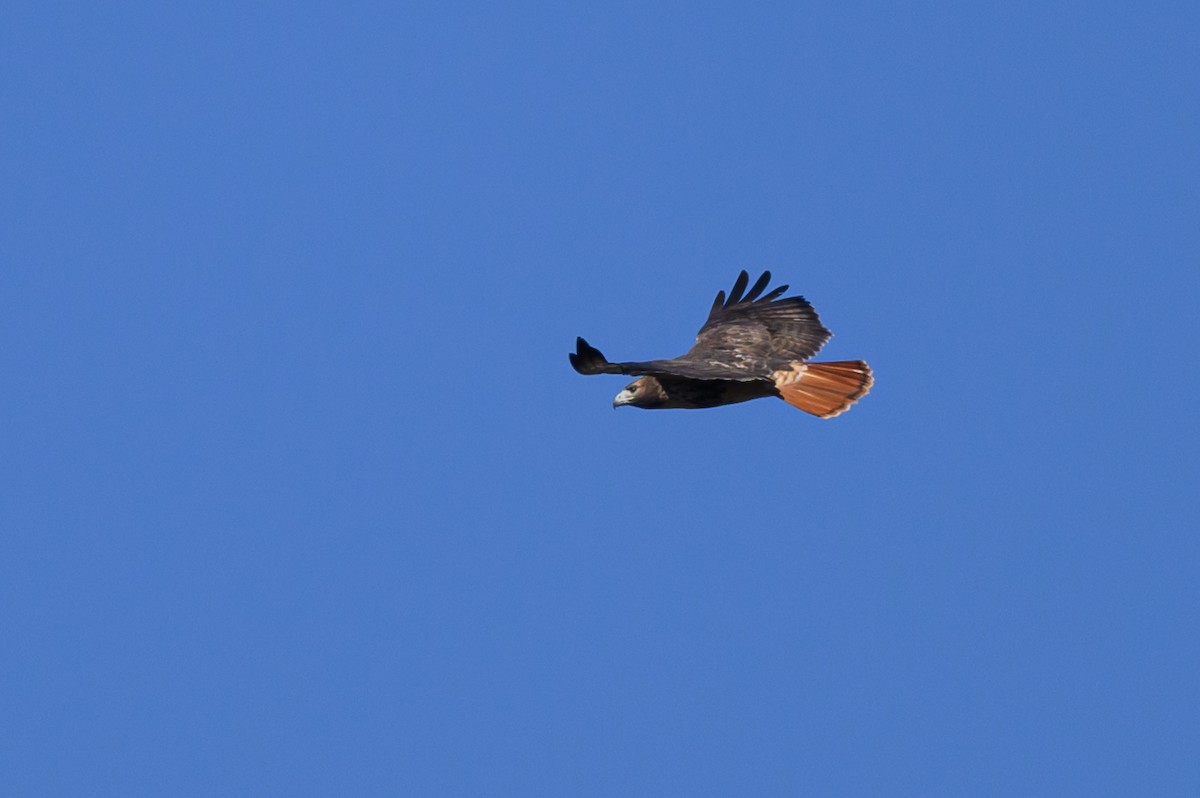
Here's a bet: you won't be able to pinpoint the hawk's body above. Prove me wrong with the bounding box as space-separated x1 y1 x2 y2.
570 271 872 417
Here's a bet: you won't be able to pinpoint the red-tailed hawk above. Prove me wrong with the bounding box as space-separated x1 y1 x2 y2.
570 271 872 417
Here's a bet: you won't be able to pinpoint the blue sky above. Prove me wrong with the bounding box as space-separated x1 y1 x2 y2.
2 1 1198 795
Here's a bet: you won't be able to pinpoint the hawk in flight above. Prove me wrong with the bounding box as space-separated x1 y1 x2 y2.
570 271 872 417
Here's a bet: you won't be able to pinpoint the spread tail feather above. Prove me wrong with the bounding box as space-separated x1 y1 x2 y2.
773 360 873 418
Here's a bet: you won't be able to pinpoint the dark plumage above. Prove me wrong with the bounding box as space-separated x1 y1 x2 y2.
570 271 872 417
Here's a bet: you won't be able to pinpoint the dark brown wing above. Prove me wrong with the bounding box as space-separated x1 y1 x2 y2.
678 270 831 375
569 272 831 383
569 337 744 380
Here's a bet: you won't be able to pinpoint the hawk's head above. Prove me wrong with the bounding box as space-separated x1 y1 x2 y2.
613 377 667 409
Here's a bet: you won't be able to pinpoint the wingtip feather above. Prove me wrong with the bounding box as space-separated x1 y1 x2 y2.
710 290 726 316
744 271 772 303
727 270 750 305
570 337 613 375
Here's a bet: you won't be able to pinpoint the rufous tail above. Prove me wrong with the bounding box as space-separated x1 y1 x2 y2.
772 360 873 418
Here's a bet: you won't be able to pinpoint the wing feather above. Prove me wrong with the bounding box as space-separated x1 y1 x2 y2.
570 337 753 380
726 270 750 305
708 290 726 319
756 285 788 303
572 272 837 384
742 270 772 303
686 272 832 373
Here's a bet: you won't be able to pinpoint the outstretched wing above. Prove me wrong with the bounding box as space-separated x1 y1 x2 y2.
569 272 832 383
569 337 737 380
680 270 831 373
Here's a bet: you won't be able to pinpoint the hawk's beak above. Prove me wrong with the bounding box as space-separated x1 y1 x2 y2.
613 389 634 408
